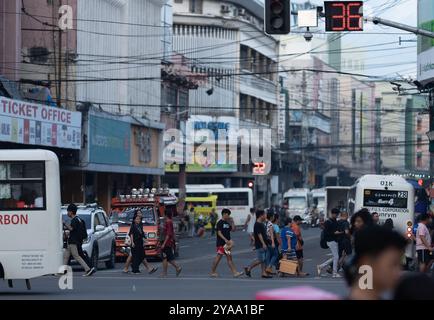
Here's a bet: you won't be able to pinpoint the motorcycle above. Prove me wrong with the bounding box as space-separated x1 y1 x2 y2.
301 209 322 229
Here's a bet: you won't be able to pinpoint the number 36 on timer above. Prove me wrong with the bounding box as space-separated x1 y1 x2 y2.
324 1 364 32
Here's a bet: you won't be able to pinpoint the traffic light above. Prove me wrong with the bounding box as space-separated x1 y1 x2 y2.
247 180 254 189
265 0 291 35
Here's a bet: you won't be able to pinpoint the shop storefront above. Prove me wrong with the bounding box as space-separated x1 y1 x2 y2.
62 110 165 212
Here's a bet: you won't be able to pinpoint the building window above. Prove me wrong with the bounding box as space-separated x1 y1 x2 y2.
189 0 203 13
417 152 422 168
417 117 422 131
250 97 256 121
240 45 249 70
266 103 271 123
161 85 177 106
417 135 422 148
29 47 49 64
240 94 248 119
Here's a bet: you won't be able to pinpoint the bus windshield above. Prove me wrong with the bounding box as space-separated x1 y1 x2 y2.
363 190 408 209
287 197 307 209
111 207 156 226
0 161 45 210
188 201 213 207
314 197 325 209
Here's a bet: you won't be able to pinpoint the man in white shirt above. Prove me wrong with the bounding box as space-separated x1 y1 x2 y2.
416 213 433 273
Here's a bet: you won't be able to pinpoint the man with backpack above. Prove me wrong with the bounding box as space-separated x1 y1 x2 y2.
317 208 343 278
63 204 95 276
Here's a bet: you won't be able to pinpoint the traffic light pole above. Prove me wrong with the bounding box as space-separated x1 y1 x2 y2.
430 90 434 202
365 17 434 39
363 17 434 203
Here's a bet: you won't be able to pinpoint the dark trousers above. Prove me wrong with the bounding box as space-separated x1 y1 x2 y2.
77 244 92 267
131 245 145 272
211 223 216 236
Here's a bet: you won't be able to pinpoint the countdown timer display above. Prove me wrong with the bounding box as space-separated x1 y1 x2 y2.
324 1 364 32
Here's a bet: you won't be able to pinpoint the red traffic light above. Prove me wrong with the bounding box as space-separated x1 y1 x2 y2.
248 181 254 188
418 179 424 186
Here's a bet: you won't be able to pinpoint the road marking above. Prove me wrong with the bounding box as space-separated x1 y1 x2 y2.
88 233 322 274
176 234 320 264
80 275 344 284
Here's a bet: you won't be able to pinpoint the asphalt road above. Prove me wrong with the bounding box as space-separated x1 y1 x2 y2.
0 227 348 299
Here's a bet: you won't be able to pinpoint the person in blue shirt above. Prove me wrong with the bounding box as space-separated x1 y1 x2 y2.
280 217 297 260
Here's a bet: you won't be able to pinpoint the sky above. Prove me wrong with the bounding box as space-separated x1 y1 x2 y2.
352 0 417 79
270 0 419 79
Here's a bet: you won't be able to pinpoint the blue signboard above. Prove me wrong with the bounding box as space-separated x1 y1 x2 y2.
89 115 130 165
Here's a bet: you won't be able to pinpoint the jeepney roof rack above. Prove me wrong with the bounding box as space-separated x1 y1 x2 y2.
61 203 102 210
113 187 177 204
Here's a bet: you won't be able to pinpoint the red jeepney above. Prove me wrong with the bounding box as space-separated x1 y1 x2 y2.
110 188 178 259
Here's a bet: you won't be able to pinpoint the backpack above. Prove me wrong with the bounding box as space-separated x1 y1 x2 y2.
76 217 88 242
320 230 329 249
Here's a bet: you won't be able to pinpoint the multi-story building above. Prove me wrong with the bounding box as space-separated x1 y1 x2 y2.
1 0 78 108
405 95 429 175
279 0 378 187
65 0 170 211
164 0 281 207
370 82 429 178
0 0 170 212
279 51 377 187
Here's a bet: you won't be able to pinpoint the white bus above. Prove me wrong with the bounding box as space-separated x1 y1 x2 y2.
348 175 415 258
170 185 254 226
311 188 326 212
0 150 63 289
283 188 311 218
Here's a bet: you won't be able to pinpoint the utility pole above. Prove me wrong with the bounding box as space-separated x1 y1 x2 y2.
336 108 340 186
429 90 434 201
301 71 309 188
351 89 356 161
177 100 187 217
57 28 62 107
375 98 382 174
364 16 434 197
359 92 363 160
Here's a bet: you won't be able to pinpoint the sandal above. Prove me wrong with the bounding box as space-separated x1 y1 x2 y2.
149 267 158 274
176 267 182 277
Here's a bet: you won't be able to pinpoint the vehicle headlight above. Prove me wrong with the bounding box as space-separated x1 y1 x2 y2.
147 232 157 239
83 235 91 244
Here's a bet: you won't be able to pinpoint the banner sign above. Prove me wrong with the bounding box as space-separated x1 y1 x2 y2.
0 97 82 149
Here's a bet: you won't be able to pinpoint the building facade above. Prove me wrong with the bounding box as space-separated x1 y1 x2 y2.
0 0 170 213
164 0 281 207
